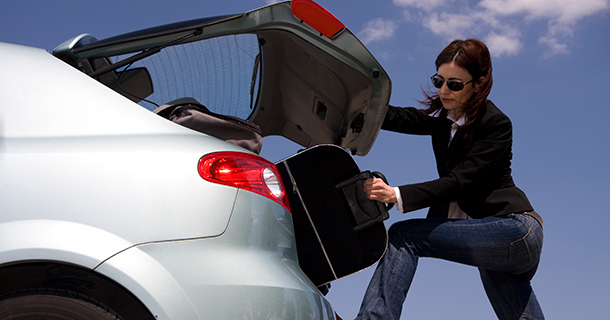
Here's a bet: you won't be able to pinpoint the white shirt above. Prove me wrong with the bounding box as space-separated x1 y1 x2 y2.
393 109 471 219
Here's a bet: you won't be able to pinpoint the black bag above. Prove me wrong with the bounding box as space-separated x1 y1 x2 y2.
154 98 263 154
276 144 389 287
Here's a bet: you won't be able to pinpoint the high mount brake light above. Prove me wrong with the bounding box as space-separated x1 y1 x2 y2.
198 152 291 211
291 0 345 38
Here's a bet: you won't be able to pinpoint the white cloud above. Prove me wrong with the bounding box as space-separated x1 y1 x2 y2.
423 12 478 39
393 0 447 11
485 30 523 57
479 0 608 23
383 0 609 58
358 18 398 45
420 10 523 57
479 0 608 57
538 35 569 58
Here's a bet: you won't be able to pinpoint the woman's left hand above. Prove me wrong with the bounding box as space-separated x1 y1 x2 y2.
363 178 397 204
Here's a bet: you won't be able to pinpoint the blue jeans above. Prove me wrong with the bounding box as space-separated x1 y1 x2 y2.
355 213 544 320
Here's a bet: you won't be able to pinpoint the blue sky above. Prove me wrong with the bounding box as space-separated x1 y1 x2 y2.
1 0 609 319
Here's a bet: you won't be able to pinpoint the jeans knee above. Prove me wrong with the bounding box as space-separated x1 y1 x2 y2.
387 220 421 253
387 221 408 243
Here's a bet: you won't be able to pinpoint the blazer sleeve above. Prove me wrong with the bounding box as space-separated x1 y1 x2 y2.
382 105 432 135
397 107 514 214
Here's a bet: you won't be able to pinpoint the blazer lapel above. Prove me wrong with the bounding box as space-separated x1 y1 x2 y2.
448 128 464 153
431 115 453 176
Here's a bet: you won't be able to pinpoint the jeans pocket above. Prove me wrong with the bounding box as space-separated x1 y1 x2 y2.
509 228 539 269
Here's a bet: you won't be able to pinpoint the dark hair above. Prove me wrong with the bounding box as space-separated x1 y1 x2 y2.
422 39 493 140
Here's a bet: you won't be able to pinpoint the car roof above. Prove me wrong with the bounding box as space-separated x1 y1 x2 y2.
52 0 391 156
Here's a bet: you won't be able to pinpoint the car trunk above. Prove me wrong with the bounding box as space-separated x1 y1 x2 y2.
51 0 392 288
52 0 390 156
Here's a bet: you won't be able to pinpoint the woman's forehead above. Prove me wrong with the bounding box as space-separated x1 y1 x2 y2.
437 62 471 79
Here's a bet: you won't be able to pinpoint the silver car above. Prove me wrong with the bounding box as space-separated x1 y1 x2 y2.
0 0 390 319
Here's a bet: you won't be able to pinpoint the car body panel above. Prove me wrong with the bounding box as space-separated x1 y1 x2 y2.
0 220 133 269
94 190 334 319
0 43 241 246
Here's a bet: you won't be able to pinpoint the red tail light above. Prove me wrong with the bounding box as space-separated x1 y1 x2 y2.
198 152 290 211
291 0 346 38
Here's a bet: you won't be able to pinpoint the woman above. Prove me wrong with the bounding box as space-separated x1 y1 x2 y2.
357 39 544 320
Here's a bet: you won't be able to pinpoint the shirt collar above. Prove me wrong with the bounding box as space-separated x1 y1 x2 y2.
430 108 468 126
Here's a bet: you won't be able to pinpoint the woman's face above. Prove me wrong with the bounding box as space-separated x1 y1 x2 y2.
436 62 478 117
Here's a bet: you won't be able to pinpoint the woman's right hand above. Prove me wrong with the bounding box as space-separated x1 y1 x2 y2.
363 177 397 204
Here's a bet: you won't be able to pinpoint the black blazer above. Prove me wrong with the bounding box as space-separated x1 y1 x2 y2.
382 101 533 219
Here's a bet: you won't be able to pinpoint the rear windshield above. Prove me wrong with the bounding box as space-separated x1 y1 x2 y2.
112 34 261 120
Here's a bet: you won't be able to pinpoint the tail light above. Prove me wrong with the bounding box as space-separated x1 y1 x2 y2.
198 152 290 211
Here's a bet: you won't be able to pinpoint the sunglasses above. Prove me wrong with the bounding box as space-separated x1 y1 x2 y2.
431 74 473 92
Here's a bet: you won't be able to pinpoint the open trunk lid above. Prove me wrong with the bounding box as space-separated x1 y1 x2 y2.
52 0 391 155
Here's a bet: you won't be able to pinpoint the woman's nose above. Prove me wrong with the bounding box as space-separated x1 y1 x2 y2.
438 83 450 95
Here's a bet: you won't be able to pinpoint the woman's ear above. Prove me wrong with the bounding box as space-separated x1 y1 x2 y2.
474 76 485 92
